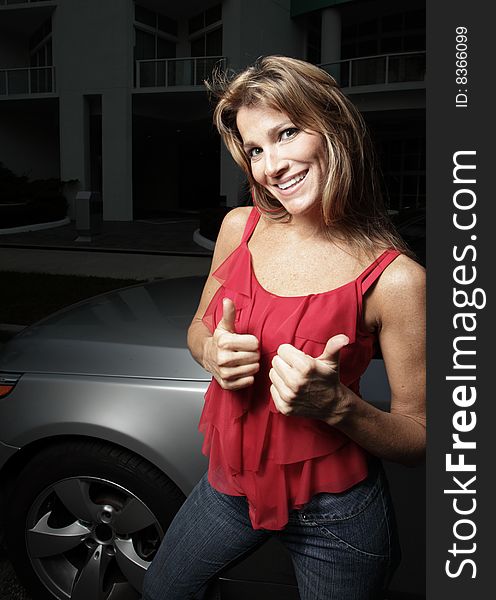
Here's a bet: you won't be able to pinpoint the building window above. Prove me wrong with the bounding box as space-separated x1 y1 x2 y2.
382 137 425 212
135 29 175 61
188 3 222 57
190 27 222 57
342 8 425 59
188 4 222 35
305 10 322 64
134 4 177 86
28 17 51 54
186 3 222 85
28 17 52 93
134 3 177 60
135 4 178 37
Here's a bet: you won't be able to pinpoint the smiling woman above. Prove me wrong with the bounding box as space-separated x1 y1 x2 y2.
142 55 426 600
210 56 399 253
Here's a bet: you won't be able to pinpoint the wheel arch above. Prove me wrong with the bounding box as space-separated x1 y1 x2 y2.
0 433 189 539
0 374 209 500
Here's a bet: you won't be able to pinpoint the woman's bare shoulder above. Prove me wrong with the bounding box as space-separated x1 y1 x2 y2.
210 206 253 266
379 253 425 292
217 206 252 244
221 206 253 233
369 253 425 322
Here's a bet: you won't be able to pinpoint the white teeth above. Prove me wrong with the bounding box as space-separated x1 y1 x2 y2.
277 171 307 190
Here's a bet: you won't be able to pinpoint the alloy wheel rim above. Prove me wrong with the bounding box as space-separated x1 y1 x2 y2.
25 476 164 599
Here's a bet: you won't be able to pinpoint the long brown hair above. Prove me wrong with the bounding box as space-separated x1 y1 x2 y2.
207 55 409 255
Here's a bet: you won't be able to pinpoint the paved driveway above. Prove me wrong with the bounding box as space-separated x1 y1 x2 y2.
0 551 30 600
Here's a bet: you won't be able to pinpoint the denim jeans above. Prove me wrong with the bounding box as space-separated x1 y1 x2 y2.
142 464 400 600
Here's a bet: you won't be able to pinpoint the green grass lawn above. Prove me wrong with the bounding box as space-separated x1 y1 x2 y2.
0 271 144 326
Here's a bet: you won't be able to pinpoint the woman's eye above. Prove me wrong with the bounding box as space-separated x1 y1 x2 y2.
248 147 262 158
281 128 298 140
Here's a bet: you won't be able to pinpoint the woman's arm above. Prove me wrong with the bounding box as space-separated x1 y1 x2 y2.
269 255 426 466
332 257 426 465
188 207 260 390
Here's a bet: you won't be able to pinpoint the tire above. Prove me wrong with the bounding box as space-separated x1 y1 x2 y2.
5 439 186 600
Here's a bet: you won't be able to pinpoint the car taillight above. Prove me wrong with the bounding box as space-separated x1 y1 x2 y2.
0 373 21 398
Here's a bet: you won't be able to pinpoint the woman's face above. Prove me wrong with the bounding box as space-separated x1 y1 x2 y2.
236 104 327 218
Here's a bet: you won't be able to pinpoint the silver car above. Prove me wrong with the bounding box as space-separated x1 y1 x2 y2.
0 276 425 600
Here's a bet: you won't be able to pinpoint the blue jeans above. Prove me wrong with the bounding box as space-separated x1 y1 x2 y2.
142 464 400 600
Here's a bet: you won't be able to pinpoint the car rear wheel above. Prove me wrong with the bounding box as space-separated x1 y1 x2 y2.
5 439 186 600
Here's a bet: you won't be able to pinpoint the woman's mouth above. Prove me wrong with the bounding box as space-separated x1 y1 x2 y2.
276 170 308 192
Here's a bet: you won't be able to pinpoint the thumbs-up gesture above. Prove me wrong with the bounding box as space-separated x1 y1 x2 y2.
269 335 350 424
203 298 260 390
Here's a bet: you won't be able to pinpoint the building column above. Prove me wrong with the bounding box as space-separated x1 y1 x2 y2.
102 88 133 220
321 7 341 68
220 0 303 206
59 92 90 217
220 143 245 207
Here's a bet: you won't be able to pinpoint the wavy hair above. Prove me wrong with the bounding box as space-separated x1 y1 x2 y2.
206 55 410 255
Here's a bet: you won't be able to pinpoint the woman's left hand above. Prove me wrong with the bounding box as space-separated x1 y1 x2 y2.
269 334 351 424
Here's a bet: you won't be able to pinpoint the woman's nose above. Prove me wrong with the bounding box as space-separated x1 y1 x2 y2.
264 149 288 179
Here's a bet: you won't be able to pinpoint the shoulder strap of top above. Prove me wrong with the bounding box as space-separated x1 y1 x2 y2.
241 206 261 243
356 249 401 296
354 249 401 324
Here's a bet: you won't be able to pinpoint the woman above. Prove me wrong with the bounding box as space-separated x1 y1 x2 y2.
143 55 425 600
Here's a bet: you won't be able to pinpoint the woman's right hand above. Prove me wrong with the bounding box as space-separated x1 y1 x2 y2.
202 298 260 390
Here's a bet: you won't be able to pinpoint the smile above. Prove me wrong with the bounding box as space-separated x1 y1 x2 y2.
276 171 308 190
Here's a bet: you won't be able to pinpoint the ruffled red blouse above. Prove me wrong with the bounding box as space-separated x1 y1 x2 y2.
200 207 400 530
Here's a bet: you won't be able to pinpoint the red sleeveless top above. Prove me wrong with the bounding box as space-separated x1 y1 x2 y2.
200 207 400 530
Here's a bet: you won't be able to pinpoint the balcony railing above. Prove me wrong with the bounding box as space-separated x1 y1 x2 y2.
0 0 50 5
136 56 226 89
320 51 425 89
0 66 55 96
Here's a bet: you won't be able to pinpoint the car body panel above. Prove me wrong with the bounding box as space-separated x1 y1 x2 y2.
0 278 210 380
0 373 209 494
0 440 19 463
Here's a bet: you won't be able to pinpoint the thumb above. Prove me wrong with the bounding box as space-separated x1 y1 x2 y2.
218 297 236 333
316 334 349 365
